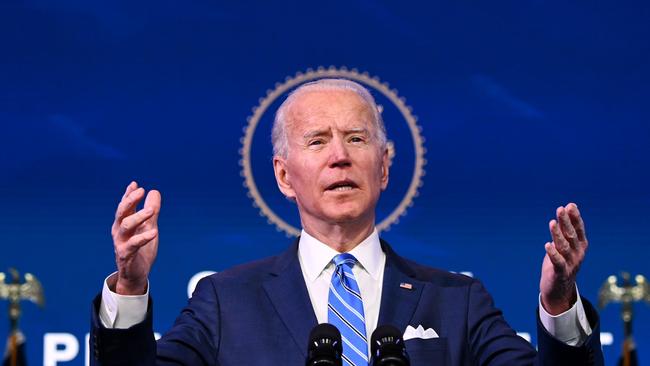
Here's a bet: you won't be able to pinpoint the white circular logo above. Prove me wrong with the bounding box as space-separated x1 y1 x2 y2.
240 66 426 236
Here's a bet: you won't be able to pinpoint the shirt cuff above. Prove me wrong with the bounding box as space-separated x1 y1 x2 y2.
538 286 592 346
99 272 149 329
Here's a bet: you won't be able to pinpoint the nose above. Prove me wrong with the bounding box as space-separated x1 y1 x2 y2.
328 136 351 168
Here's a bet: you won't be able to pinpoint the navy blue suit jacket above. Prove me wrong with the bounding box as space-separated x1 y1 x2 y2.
90 240 604 365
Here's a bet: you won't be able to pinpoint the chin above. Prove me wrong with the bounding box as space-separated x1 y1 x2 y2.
324 205 371 224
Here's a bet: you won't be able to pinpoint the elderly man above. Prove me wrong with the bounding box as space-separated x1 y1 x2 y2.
90 79 603 365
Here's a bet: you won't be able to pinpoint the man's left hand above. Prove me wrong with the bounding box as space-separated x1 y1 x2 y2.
540 203 589 315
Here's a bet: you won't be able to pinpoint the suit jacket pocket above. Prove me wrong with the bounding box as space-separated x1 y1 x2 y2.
405 337 449 366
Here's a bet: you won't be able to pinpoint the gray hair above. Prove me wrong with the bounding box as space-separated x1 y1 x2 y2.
272 78 387 158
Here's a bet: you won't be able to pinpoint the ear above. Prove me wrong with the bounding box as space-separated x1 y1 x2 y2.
273 156 297 200
380 147 389 191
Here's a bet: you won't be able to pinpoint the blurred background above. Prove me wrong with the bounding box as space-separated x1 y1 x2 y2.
1 1 649 364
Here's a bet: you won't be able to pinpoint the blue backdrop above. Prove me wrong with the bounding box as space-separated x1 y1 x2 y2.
1 1 649 365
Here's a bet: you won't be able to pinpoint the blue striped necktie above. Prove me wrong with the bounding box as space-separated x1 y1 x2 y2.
328 253 368 366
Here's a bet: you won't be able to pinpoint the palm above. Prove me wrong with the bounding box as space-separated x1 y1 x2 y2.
539 203 588 314
111 182 162 295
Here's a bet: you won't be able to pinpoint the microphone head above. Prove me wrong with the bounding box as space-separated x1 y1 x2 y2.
306 323 342 366
371 325 410 366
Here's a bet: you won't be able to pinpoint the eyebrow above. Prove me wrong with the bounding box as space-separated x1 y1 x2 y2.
302 129 329 140
302 127 370 140
345 127 370 135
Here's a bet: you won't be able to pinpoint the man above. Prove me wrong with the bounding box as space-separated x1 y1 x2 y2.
91 79 603 365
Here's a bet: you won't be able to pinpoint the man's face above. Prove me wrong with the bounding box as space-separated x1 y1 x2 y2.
273 89 389 228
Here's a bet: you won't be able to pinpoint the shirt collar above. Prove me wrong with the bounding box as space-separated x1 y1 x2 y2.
298 228 384 282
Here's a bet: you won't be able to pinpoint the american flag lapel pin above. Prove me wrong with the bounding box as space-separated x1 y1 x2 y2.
399 282 413 290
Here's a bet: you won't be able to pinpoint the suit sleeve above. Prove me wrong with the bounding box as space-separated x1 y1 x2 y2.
90 277 222 366
535 296 604 366
466 279 604 366
466 280 538 365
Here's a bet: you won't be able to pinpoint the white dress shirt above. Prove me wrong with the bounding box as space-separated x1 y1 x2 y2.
298 229 386 343
99 228 592 347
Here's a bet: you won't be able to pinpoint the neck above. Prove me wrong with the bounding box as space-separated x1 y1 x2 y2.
301 216 375 253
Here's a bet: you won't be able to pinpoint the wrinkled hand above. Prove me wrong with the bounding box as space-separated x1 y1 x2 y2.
540 203 588 315
111 181 161 295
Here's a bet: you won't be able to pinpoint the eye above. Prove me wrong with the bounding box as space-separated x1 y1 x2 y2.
308 139 324 146
349 135 366 144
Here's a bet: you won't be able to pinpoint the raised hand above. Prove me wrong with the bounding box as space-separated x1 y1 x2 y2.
111 181 162 295
539 203 588 315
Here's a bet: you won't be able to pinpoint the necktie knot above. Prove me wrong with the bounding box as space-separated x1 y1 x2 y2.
333 253 358 269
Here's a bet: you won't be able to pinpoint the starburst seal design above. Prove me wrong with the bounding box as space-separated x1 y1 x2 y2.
240 66 427 236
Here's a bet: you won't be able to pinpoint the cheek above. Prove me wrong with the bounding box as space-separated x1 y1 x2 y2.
371 158 385 181
288 161 319 191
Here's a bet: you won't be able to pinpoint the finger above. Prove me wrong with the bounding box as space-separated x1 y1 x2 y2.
545 242 567 273
119 207 156 236
118 229 158 260
143 190 162 227
113 182 139 234
566 203 588 243
115 187 145 222
122 181 138 201
126 229 158 252
557 206 579 249
549 219 571 257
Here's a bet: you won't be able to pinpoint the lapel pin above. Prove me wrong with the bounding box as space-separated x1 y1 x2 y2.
399 282 413 290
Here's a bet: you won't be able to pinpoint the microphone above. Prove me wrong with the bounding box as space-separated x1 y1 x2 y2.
370 325 410 366
306 323 343 366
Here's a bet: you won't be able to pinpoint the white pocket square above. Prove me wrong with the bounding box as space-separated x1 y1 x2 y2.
403 325 439 340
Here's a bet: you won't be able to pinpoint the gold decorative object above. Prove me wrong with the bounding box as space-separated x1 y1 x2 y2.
599 272 649 366
0 268 45 366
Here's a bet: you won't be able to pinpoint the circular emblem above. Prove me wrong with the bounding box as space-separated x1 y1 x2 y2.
240 66 426 237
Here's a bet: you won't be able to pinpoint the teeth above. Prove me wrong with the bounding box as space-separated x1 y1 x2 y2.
333 185 353 191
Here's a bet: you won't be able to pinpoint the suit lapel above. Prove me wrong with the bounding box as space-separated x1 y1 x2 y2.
261 238 428 356
378 241 425 332
262 240 318 357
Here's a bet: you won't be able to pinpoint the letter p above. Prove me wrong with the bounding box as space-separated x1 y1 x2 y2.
44 333 79 366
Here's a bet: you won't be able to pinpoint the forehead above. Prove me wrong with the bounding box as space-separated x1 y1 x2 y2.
286 89 374 132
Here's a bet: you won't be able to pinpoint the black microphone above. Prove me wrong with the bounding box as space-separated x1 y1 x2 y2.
370 325 410 366
306 323 343 366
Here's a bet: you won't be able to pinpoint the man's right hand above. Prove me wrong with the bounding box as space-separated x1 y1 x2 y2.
111 181 161 295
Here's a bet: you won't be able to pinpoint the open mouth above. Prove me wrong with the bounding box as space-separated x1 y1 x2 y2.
325 180 359 192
